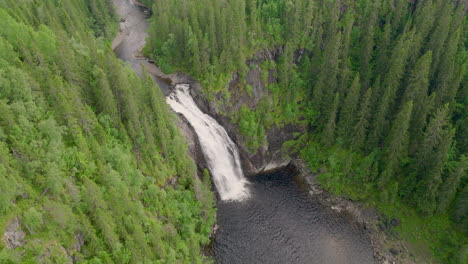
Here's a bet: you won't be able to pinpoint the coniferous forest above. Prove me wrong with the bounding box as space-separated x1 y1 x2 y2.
0 0 215 263
144 0 467 262
0 0 466 263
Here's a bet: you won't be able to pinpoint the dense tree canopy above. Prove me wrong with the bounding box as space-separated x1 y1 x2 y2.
0 1 215 263
145 0 467 262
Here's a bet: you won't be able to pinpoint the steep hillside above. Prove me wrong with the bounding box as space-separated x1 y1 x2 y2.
144 0 467 262
0 1 215 263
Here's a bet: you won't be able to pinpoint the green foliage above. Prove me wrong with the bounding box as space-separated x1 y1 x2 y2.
143 0 466 262
145 0 313 95
237 105 266 152
0 2 215 263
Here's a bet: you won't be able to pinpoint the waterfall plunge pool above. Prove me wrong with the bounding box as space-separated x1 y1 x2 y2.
213 169 375 264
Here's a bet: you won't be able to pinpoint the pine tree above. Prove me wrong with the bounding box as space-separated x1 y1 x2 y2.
350 87 373 150
378 101 413 187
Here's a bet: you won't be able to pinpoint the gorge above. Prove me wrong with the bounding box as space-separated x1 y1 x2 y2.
112 0 376 263
0 0 464 263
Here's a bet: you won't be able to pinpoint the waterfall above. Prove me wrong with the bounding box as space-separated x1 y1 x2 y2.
166 84 249 201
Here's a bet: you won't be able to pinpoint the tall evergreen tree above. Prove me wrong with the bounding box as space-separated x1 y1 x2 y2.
378 100 413 187
408 0 435 66
359 0 380 89
426 0 452 78
434 28 462 105
402 51 434 152
339 73 361 138
312 31 341 117
337 10 355 96
368 32 412 147
437 157 466 213
412 105 455 215
350 87 373 150
321 93 340 147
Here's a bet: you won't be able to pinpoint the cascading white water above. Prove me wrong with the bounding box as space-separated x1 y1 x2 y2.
166 84 249 201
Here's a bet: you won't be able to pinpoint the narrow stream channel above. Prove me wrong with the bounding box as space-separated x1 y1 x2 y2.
111 0 375 263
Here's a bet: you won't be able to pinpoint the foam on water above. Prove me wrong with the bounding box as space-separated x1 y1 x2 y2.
166 84 249 201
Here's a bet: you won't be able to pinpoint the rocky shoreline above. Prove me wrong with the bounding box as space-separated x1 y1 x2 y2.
290 159 422 264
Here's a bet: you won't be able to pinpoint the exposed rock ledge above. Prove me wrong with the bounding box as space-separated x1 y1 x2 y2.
166 49 303 176
3 218 25 249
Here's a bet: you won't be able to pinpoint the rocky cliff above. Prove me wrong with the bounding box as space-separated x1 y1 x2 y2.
165 48 304 176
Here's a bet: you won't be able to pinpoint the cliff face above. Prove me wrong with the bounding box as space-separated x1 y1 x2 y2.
171 48 304 176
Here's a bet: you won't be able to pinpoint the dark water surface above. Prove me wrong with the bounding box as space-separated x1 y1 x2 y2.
214 171 375 264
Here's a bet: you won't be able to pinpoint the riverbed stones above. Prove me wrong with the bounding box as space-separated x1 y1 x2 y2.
390 248 400 255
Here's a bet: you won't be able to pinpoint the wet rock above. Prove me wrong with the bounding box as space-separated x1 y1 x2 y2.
378 222 388 231
184 50 304 175
2 218 25 249
389 248 400 255
390 218 400 227
176 114 208 172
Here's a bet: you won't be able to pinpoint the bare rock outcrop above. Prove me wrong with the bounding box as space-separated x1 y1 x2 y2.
3 218 25 249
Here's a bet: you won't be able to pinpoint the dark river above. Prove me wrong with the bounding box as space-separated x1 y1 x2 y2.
112 1 375 263
214 170 375 264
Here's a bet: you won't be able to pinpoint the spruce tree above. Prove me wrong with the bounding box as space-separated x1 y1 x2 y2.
368 32 412 147
378 100 413 188
403 51 433 152
426 1 452 78
408 0 435 66
359 0 380 89
374 22 392 77
321 93 340 147
434 28 462 105
339 73 361 139
337 11 355 96
312 31 341 118
412 105 455 215
437 157 466 213
350 87 373 150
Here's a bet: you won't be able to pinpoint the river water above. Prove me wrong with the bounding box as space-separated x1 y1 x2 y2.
112 0 375 263
214 170 374 264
